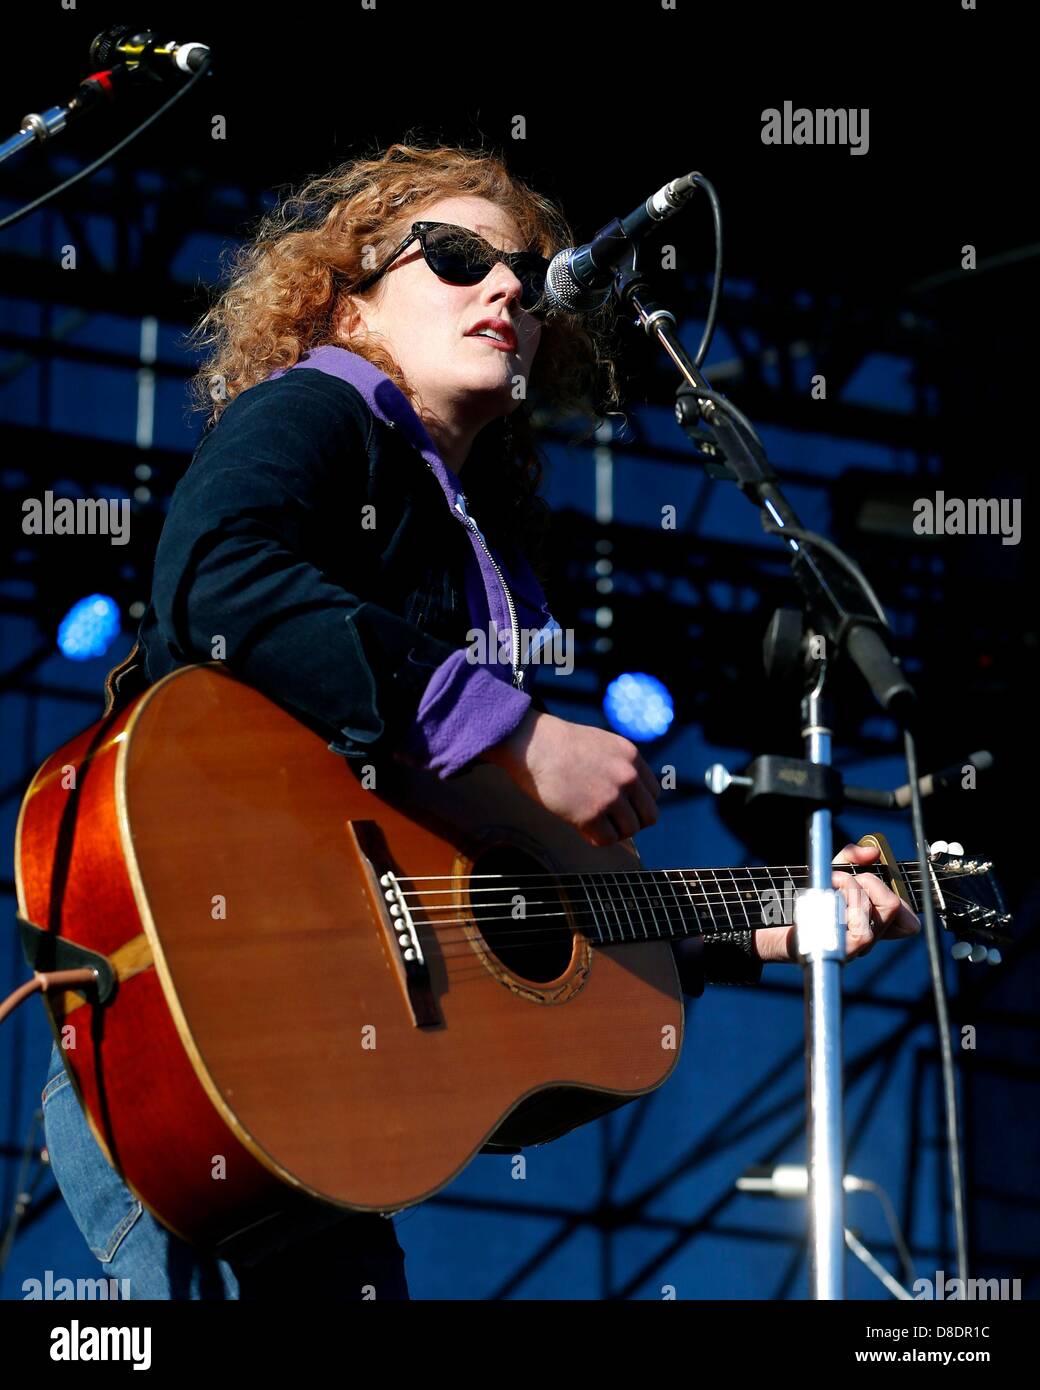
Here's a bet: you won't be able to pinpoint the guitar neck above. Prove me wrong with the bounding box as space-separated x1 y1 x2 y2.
573 861 927 947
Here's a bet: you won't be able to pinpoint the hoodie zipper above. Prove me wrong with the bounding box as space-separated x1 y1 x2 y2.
453 492 524 690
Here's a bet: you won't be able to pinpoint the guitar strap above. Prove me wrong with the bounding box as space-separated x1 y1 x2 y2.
102 637 149 719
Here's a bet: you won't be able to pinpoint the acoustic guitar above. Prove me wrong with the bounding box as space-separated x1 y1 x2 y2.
14 664 1011 1252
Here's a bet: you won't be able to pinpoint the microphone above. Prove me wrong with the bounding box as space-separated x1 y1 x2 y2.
89 25 212 79
544 172 700 313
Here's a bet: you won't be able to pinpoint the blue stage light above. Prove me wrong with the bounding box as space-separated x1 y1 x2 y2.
603 672 675 742
57 594 121 661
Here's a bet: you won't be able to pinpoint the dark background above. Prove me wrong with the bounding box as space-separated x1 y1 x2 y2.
1 0 1036 1301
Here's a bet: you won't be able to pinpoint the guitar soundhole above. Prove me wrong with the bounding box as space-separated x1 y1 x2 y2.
468 846 574 984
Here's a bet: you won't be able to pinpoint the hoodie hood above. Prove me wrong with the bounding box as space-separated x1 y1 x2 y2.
269 344 560 676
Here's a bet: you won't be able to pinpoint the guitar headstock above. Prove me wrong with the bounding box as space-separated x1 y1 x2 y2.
925 840 1013 964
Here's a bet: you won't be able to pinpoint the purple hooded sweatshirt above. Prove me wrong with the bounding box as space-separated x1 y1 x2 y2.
268 345 561 777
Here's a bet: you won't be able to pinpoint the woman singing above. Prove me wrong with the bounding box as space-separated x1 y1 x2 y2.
39 141 920 1300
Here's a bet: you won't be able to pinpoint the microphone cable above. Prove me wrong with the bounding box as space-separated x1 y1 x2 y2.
0 53 212 234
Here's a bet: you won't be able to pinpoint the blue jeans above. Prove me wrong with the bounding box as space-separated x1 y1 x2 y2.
41 1042 410 1300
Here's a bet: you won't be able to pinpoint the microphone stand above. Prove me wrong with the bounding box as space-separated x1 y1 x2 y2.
608 258 918 1300
0 35 211 197
0 66 135 166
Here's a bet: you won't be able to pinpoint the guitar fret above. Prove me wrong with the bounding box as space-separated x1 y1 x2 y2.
608 872 637 942
761 866 800 925
665 870 698 938
585 872 615 944
636 872 665 940
686 871 716 933
625 872 651 940
578 876 603 944
735 868 756 930
783 869 798 923
658 871 687 939
900 864 922 914
605 873 628 942
762 865 779 925
707 869 730 931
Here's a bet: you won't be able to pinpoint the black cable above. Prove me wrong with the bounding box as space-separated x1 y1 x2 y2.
0 57 212 235
691 385 768 455
690 173 723 369
904 727 969 1286
759 520 892 628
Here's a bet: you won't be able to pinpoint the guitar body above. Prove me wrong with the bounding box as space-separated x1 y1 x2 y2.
16 664 683 1249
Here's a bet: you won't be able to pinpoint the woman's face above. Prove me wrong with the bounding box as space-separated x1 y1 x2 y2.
341 195 543 450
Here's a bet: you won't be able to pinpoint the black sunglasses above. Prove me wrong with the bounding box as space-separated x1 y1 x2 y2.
351 220 551 315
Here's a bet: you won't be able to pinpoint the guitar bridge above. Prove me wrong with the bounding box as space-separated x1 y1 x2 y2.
345 821 439 1028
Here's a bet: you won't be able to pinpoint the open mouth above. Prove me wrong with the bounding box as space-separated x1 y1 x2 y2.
466 334 517 353
465 321 519 352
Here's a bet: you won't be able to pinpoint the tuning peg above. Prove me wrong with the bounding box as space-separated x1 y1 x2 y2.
929 840 949 857
951 940 973 961
986 948 1002 966
947 841 964 857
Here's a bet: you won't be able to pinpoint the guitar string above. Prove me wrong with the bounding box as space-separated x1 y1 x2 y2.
388 872 943 909
389 867 939 900
390 863 944 886
396 899 978 950
387 880 992 972
391 870 938 896
390 875 960 912
380 872 976 935
368 864 989 961
389 872 939 906
387 869 948 908
381 886 986 953
393 872 993 970
402 906 980 967
392 889 977 928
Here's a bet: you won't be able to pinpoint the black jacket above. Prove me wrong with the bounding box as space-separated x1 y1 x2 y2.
125 367 490 760
104 365 750 996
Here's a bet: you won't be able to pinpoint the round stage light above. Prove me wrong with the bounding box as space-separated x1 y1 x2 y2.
603 672 675 742
57 594 121 661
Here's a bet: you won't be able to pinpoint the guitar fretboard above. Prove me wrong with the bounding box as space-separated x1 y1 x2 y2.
572 863 923 946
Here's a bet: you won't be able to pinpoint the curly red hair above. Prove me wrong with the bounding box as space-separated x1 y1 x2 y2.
185 139 624 566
